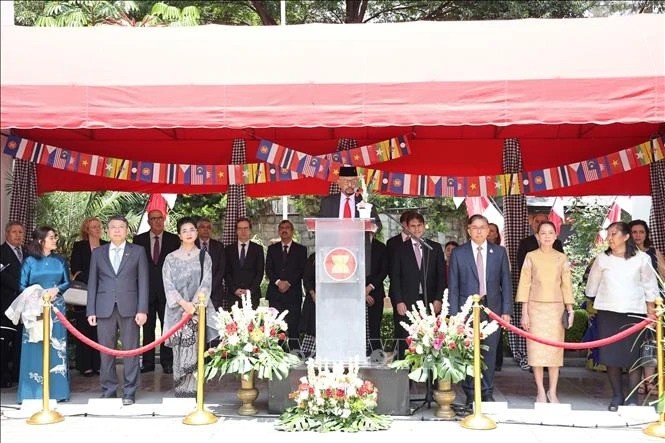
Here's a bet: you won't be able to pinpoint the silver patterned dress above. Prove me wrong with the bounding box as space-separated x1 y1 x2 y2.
162 248 216 397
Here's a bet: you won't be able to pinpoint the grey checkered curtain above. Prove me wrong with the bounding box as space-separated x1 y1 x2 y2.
222 139 248 247
649 159 665 256
502 138 530 366
9 159 38 244
328 138 357 195
221 139 248 311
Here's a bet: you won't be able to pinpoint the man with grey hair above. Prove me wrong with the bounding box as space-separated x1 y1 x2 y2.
195 217 225 310
1 221 25 387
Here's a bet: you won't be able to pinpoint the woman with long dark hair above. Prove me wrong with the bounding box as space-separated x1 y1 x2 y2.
585 221 658 411
17 226 71 403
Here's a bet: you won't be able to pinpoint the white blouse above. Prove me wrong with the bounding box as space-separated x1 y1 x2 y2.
585 251 658 314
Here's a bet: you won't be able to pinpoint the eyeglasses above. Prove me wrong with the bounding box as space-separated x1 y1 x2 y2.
149 216 164 221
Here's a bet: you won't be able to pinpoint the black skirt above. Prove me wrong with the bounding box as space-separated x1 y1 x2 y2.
596 310 645 368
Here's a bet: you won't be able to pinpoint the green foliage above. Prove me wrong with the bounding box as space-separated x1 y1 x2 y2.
35 1 139 26
565 309 589 343
35 191 146 257
563 198 610 304
380 310 395 351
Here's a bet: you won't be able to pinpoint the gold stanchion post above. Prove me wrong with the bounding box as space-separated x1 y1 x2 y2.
27 290 64 425
183 293 218 425
460 294 496 430
644 297 665 438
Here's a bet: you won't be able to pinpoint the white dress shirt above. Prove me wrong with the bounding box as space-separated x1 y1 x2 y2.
585 251 658 314
337 193 356 218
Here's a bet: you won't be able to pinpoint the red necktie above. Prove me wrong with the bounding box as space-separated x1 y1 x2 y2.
343 197 352 218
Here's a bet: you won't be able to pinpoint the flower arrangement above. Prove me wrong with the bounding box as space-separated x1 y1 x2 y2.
275 359 392 432
204 292 300 381
390 295 499 383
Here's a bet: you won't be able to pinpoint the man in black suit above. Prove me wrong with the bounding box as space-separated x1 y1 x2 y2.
195 217 225 310
0 221 25 387
132 209 180 374
224 217 264 310
318 166 382 233
265 220 307 350
512 212 564 370
87 215 149 405
366 236 388 355
389 212 446 359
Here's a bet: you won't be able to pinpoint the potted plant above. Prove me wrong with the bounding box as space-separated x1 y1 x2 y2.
391 296 499 419
276 359 391 432
205 293 300 415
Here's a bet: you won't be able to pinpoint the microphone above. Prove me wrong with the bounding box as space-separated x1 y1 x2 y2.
370 201 433 250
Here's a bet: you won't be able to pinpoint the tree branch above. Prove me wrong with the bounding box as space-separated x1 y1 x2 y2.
250 0 277 25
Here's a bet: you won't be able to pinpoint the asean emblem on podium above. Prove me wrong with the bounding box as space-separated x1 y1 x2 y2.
323 247 357 282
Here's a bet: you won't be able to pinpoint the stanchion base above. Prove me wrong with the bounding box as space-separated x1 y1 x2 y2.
183 408 218 425
643 421 665 438
27 409 64 425
460 413 496 430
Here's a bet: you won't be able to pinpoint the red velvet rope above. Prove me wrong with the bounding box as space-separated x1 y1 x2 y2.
54 307 192 357
486 309 653 350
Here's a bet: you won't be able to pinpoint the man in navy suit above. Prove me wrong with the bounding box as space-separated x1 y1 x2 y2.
87 215 149 405
390 212 446 359
0 222 25 387
448 214 512 407
132 209 180 374
224 217 264 309
265 220 307 350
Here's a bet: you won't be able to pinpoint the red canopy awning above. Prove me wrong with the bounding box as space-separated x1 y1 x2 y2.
1 15 663 196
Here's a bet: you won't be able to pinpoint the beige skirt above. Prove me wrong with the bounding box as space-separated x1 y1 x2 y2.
526 300 565 367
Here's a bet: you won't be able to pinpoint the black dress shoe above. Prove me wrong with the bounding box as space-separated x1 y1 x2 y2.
100 392 117 399
162 366 173 374
140 365 155 373
122 397 135 406
482 394 495 402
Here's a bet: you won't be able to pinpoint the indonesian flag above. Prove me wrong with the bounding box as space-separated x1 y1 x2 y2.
146 193 169 219
596 201 622 244
548 198 565 235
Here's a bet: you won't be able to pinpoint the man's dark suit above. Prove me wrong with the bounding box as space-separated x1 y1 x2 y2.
224 241 264 309
195 238 225 310
132 230 180 370
366 238 388 353
448 241 512 401
70 239 108 375
318 193 383 233
389 238 446 359
265 241 307 349
87 243 149 399
0 242 24 385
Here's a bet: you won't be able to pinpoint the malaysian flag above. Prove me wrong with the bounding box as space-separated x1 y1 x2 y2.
581 160 600 181
53 149 70 169
193 165 206 184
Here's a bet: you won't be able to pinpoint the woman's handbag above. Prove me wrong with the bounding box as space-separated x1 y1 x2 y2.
640 330 657 368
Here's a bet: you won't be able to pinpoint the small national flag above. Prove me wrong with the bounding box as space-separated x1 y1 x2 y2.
466 177 481 197
301 156 321 177
30 143 44 164
567 163 583 186
129 161 140 181
192 165 206 184
652 136 665 161
45 146 58 166
256 140 272 162
542 168 561 191
279 148 296 171
618 148 637 171
66 152 80 172
632 142 653 166
581 159 600 181
140 162 154 183
525 170 548 193
278 167 297 182
431 176 443 197
115 160 130 180
389 173 405 194
3 136 22 157
178 165 191 185
444 177 457 197
166 164 178 184
216 167 228 186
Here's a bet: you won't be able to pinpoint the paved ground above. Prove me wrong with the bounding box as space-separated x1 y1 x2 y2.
1 356 662 442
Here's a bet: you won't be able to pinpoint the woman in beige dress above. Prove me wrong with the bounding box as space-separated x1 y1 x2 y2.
516 221 574 404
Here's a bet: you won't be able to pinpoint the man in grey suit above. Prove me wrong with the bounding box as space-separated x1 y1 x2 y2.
448 214 512 409
87 215 148 406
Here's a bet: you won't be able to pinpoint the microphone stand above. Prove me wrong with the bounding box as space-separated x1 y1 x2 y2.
370 203 434 412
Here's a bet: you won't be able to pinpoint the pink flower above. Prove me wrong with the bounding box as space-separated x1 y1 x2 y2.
448 342 456 350
432 335 444 351
225 322 238 334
